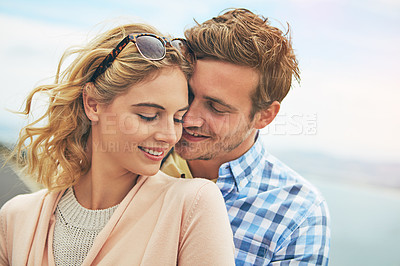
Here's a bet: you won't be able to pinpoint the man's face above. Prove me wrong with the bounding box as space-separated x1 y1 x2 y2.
175 59 259 161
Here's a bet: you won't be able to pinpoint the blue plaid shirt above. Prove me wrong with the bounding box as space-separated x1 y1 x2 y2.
162 136 330 265
216 136 330 265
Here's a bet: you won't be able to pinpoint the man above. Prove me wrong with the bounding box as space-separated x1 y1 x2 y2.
162 8 330 265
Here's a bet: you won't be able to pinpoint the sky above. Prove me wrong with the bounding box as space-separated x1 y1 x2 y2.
0 0 399 163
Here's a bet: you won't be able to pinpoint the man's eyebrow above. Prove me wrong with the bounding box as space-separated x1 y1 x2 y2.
203 96 238 111
131 103 165 110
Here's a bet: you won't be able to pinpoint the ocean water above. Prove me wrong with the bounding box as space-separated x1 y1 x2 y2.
309 177 400 266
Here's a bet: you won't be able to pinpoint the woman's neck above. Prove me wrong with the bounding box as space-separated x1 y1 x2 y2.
73 150 138 210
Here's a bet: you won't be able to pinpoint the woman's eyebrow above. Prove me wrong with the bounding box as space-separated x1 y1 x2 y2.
131 103 165 110
132 103 189 112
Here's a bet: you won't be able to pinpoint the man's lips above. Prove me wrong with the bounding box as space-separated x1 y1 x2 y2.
182 128 211 142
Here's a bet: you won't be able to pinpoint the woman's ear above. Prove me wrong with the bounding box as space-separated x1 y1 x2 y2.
82 83 100 122
253 101 280 130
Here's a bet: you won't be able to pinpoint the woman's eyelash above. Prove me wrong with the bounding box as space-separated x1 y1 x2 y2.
138 114 183 124
174 118 184 124
138 114 157 121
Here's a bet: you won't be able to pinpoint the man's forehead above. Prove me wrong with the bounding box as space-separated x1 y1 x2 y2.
189 60 257 106
191 59 258 88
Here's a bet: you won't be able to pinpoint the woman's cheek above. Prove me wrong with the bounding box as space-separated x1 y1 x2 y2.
175 124 183 140
118 114 141 135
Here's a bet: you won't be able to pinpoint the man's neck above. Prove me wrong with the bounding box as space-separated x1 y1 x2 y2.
186 160 220 180
187 130 258 180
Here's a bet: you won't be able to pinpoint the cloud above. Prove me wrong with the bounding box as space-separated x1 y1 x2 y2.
1 1 399 162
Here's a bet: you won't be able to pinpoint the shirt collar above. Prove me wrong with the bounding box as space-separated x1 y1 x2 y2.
218 131 266 192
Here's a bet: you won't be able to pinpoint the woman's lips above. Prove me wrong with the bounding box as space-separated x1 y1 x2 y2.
138 146 167 161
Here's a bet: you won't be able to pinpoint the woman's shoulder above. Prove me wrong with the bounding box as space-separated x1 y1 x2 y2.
0 189 49 217
148 171 224 203
153 170 218 189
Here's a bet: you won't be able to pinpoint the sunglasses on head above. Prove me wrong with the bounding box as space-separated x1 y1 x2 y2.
90 33 191 82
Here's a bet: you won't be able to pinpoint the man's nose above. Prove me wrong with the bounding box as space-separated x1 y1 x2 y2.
183 103 204 128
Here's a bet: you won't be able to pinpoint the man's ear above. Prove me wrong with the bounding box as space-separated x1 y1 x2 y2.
82 83 100 122
253 101 280 129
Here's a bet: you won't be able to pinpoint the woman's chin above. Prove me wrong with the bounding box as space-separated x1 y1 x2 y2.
134 167 160 177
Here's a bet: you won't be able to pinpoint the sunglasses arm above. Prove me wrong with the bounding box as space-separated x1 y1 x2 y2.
90 35 134 82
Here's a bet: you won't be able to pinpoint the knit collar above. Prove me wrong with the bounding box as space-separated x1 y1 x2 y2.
56 187 119 230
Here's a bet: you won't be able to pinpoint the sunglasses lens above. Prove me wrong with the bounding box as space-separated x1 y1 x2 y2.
171 40 186 52
173 39 192 56
171 39 193 62
136 35 165 60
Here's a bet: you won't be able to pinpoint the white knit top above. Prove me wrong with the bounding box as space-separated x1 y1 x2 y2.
52 187 119 266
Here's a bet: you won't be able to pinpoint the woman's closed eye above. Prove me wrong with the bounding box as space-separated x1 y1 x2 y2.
138 114 158 122
174 117 184 124
138 113 184 124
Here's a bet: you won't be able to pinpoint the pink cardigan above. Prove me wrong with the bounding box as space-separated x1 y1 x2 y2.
0 171 235 265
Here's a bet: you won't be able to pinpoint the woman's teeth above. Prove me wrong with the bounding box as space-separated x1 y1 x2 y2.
142 147 163 156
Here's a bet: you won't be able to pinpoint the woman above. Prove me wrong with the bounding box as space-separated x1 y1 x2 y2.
0 23 234 265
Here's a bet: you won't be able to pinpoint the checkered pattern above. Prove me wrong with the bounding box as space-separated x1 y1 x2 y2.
216 136 330 265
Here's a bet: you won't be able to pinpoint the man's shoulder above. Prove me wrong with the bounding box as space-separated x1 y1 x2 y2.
234 149 328 229
254 151 325 204
229 151 330 264
232 137 323 201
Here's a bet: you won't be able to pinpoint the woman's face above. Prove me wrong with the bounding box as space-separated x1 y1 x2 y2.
94 67 188 176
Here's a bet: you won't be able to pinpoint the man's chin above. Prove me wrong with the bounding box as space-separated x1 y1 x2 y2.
174 142 210 161
186 156 215 161
174 144 195 160
177 152 214 161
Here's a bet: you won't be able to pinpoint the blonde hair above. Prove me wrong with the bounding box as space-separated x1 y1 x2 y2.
12 23 192 192
185 8 300 118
